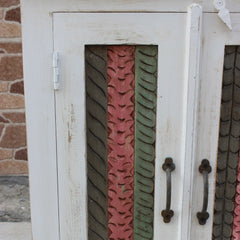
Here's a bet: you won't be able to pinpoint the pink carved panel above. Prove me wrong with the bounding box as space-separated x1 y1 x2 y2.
107 46 135 240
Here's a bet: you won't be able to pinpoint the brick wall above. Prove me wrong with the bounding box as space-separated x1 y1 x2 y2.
0 0 28 176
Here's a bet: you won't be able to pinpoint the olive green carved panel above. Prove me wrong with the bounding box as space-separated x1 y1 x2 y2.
134 46 158 240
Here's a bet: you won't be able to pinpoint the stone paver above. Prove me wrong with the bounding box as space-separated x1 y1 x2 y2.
0 223 32 240
0 176 30 221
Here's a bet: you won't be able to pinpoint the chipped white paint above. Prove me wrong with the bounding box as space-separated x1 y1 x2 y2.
54 13 187 240
190 13 240 240
181 4 202 240
20 0 240 239
22 0 240 13
214 0 232 30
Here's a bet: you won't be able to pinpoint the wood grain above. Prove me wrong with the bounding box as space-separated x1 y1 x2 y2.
213 46 240 240
86 46 108 240
107 46 135 240
134 46 157 240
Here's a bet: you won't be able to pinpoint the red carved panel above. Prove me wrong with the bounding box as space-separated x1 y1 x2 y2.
107 46 135 240
232 152 240 240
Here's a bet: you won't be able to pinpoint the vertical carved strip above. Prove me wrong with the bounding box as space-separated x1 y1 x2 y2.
231 46 240 240
232 152 240 240
134 46 157 240
213 46 240 240
86 46 108 240
107 46 135 240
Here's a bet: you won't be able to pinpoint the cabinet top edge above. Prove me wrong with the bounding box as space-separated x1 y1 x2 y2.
20 0 240 14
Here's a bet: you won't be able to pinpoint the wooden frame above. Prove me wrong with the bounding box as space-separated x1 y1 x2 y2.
20 1 240 239
190 13 240 239
181 4 202 239
53 12 187 240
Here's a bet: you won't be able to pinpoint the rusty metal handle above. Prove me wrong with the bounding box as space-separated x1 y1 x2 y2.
197 159 212 225
161 158 175 223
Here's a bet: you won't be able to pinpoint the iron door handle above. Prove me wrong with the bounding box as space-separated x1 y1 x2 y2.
197 159 212 225
161 157 175 223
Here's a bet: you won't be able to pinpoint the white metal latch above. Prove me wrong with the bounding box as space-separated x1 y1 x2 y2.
53 52 60 90
213 0 232 30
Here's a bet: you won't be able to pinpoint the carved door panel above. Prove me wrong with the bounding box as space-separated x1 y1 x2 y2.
53 10 240 240
53 12 188 240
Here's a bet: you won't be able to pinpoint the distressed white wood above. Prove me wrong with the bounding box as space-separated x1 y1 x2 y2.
181 4 202 240
20 0 240 239
190 13 240 239
21 0 240 13
54 13 187 240
21 2 60 240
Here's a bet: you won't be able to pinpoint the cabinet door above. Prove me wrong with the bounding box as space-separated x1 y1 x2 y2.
190 13 240 240
53 11 200 240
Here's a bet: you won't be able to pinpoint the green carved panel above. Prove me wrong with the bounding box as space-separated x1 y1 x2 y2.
134 46 158 240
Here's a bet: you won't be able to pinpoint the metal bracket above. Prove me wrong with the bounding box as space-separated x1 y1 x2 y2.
53 52 60 90
213 0 232 30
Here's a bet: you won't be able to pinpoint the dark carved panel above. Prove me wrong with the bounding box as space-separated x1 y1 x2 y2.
213 46 240 240
86 46 108 240
134 46 158 240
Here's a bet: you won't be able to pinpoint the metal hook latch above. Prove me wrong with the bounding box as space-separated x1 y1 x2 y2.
213 0 232 30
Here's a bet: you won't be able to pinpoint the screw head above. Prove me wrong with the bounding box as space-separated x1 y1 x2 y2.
197 211 209 225
161 209 174 223
214 0 225 10
199 159 212 174
162 158 175 172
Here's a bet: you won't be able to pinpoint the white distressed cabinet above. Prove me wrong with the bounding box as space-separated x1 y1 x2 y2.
21 1 240 239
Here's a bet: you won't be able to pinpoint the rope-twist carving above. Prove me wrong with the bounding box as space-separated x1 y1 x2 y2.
213 46 240 240
86 46 108 240
134 46 157 240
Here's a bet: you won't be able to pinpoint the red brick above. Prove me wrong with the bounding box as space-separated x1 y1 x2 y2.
0 160 28 175
0 125 26 148
0 9 3 19
0 115 9 123
10 81 24 94
0 0 19 7
5 7 21 23
3 112 25 123
0 82 9 92
0 148 12 160
0 56 23 81
0 124 4 137
0 94 25 109
15 148 27 161
0 42 22 54
0 22 21 38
